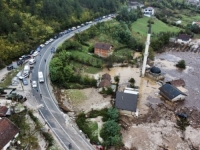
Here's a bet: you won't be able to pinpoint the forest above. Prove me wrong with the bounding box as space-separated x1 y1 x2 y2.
0 0 125 67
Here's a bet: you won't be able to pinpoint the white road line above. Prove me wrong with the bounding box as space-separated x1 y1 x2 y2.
38 34 94 150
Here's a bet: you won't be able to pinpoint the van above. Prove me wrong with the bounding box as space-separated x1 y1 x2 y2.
24 65 30 74
38 72 44 83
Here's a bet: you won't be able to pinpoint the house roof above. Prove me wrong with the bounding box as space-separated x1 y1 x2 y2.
95 43 111 51
0 118 19 149
99 79 111 88
159 83 187 100
115 92 138 112
194 22 200 26
102 73 111 81
166 78 185 87
145 7 154 10
177 34 191 41
0 106 8 117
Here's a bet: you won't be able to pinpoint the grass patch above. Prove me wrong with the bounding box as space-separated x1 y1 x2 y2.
71 61 102 74
0 67 23 87
132 17 181 36
88 121 98 136
70 51 104 67
65 89 86 104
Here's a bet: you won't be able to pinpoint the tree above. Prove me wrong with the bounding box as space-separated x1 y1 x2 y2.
107 108 119 121
114 76 120 83
129 78 135 85
63 65 74 81
176 60 186 69
100 120 122 146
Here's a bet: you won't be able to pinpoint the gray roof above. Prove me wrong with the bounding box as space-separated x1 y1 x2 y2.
177 34 191 41
159 83 187 100
115 92 138 112
95 43 111 50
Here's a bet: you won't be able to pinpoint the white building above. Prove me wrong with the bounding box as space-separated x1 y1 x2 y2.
143 7 155 17
176 34 192 44
159 83 187 102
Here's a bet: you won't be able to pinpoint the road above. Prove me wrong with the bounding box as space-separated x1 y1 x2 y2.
31 24 95 150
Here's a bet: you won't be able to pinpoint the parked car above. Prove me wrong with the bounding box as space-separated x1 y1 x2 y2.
32 51 39 57
18 73 29 80
29 58 36 65
32 81 37 88
40 44 45 48
19 55 31 61
30 50 35 55
17 60 24 66
7 64 13 71
22 78 28 85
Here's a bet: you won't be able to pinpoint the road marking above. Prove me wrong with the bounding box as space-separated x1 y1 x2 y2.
38 34 94 150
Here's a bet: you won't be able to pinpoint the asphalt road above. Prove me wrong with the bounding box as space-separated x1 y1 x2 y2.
31 24 95 150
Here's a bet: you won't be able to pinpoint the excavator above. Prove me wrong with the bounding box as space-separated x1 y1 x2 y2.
0 87 25 102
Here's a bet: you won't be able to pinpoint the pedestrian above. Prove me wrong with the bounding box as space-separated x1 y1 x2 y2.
40 93 42 97
37 88 38 92
30 80 32 83
147 80 149 87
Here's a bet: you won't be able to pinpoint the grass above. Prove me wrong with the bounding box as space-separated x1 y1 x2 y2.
0 66 24 87
71 61 102 74
65 89 86 104
88 121 98 136
132 17 181 36
70 51 104 67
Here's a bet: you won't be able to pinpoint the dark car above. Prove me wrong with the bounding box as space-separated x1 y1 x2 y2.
30 50 35 55
17 60 24 66
22 78 28 85
19 55 31 61
7 64 13 71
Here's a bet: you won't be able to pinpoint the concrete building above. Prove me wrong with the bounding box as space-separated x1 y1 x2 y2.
143 7 155 17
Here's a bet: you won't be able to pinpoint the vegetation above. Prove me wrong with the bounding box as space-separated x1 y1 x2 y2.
0 0 125 66
176 60 186 69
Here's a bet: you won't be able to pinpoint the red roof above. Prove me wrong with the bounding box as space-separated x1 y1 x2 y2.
0 106 8 117
0 118 19 149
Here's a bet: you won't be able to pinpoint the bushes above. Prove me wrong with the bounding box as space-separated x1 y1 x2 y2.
88 108 108 119
176 60 186 69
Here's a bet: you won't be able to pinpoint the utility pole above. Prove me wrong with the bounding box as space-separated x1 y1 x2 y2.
141 24 151 77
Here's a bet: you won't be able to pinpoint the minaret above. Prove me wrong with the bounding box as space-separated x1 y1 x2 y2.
141 24 151 77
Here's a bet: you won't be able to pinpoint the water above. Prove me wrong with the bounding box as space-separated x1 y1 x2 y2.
155 52 200 110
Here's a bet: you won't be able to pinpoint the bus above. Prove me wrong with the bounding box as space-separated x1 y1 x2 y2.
38 72 44 83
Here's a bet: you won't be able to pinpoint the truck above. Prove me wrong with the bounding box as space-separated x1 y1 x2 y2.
38 72 44 83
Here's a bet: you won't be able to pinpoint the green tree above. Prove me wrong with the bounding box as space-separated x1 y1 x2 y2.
63 65 74 81
58 50 71 63
100 120 122 146
49 58 64 83
114 75 120 83
129 78 135 85
107 108 119 121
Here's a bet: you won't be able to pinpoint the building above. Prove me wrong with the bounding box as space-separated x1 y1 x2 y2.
115 89 138 115
0 106 9 117
192 21 200 27
159 83 187 102
0 118 20 150
143 7 155 17
94 43 113 57
166 78 185 87
176 34 192 44
145 66 165 81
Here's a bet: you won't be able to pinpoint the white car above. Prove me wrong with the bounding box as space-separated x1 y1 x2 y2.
32 51 39 57
29 58 36 65
32 81 37 88
40 44 45 48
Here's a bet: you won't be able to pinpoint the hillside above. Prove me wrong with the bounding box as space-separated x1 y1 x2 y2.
0 0 125 67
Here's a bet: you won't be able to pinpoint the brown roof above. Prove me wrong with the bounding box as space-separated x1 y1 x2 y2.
0 118 19 149
177 34 191 41
102 73 111 81
99 79 111 88
194 22 200 26
166 78 185 87
0 106 8 117
95 43 111 51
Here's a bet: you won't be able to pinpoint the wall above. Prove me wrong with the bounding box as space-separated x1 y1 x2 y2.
177 39 191 44
172 94 186 101
94 48 112 57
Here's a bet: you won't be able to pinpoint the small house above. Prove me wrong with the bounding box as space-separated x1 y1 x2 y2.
143 7 155 17
192 21 200 27
159 83 187 102
115 89 138 115
94 43 113 57
0 118 20 150
176 34 192 44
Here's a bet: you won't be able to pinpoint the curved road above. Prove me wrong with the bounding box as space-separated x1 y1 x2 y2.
31 24 95 150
